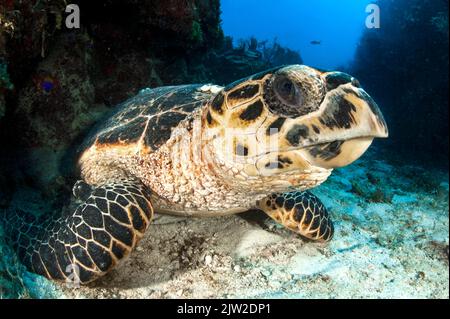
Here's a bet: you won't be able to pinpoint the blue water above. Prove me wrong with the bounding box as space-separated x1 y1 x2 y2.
221 0 373 69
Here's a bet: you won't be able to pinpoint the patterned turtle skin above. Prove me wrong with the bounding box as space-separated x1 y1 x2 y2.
5 65 388 284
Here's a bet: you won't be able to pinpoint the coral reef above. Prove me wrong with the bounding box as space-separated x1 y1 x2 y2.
0 224 59 298
351 0 449 167
205 37 303 85
0 0 223 149
0 224 27 298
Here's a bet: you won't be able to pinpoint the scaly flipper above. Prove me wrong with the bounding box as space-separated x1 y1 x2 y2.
258 191 333 242
4 178 153 284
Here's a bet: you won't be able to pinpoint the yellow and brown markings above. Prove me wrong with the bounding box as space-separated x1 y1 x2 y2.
69 181 153 282
211 92 225 115
206 94 227 128
225 83 261 108
285 124 311 146
304 137 374 169
262 155 293 170
7 179 154 283
266 117 287 135
307 140 344 161
255 112 292 150
259 191 333 242
318 87 387 136
311 124 321 134
84 85 216 153
324 72 355 91
255 150 311 174
96 117 149 146
213 133 256 161
227 98 268 129
267 117 321 149
234 137 249 157
205 109 221 128
351 89 388 133
319 93 358 130
206 73 293 135
238 99 264 121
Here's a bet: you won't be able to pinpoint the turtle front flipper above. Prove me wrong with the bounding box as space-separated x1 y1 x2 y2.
4 178 153 284
258 191 333 242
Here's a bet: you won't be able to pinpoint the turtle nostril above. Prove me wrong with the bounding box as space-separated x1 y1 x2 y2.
351 77 361 88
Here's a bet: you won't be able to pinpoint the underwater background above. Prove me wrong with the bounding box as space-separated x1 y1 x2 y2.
0 0 448 298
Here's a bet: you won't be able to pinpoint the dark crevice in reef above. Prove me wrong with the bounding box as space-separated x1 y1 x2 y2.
349 0 449 169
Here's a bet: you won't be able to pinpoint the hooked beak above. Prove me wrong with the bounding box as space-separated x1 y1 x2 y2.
295 82 388 169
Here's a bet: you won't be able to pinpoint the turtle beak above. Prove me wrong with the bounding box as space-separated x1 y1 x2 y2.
290 79 388 169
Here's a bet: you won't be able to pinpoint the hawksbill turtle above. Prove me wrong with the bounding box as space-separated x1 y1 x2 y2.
5 65 388 284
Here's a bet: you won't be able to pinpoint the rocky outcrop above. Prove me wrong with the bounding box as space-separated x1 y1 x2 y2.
0 0 223 148
350 0 449 167
0 0 228 194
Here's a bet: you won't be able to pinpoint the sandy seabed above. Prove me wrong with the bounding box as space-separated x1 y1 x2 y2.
3 151 449 299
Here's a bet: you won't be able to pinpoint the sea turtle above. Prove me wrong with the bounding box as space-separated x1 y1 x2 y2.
5 65 388 284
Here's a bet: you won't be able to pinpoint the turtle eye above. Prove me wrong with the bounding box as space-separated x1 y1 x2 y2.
264 71 324 118
274 76 303 108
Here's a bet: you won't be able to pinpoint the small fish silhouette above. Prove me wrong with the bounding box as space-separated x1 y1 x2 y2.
310 40 321 45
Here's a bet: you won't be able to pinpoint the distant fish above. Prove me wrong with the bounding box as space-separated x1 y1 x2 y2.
310 40 321 45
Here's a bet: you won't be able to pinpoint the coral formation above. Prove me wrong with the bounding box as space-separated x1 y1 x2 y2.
0 224 59 298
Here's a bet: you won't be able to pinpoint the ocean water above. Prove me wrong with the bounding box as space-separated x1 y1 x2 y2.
0 0 448 299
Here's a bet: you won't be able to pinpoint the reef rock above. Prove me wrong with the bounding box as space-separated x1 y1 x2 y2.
351 0 449 167
0 0 226 192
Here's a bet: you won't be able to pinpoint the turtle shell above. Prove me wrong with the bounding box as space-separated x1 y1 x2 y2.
83 84 217 152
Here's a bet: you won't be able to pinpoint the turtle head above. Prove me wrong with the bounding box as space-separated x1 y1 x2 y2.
203 65 388 190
